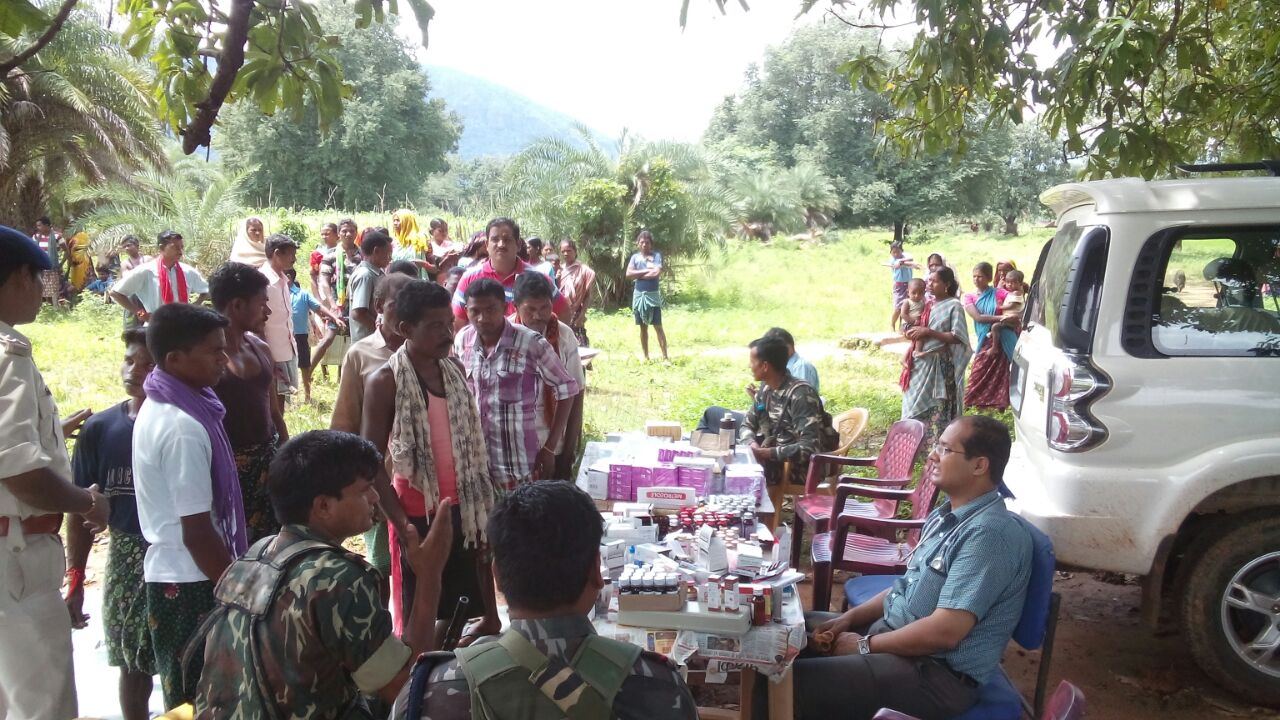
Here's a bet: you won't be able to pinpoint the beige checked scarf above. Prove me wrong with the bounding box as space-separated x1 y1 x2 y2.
387 346 501 547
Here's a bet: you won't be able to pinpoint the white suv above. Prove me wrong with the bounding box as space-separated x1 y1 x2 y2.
1005 162 1280 707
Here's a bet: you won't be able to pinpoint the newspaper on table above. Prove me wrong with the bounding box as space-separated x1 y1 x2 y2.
671 594 808 680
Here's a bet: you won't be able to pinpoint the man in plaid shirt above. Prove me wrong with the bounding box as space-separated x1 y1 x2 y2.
454 278 580 488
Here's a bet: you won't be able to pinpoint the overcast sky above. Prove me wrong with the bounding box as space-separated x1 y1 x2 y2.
396 0 817 142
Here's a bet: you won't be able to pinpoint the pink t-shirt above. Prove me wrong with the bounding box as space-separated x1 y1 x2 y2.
391 390 458 515
964 287 1008 308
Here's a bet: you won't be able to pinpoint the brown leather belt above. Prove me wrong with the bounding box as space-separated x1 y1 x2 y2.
0 514 63 537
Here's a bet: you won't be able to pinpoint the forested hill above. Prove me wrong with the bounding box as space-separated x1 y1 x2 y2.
424 65 612 159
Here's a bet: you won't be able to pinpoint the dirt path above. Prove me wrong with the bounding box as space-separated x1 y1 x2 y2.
1005 572 1280 719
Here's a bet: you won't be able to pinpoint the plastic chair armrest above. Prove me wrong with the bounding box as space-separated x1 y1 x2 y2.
814 453 877 469
873 710 921 720
834 514 927 535
836 484 914 502
838 474 909 488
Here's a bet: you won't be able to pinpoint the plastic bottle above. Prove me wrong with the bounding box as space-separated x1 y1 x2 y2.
719 415 736 450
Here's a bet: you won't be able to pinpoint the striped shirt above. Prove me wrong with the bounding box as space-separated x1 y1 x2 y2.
882 490 1032 682
451 259 569 323
453 320 580 489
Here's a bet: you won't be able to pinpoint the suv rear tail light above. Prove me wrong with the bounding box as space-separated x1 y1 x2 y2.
1047 354 1110 452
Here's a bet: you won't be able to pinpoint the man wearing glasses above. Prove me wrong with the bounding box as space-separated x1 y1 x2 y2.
768 415 1033 720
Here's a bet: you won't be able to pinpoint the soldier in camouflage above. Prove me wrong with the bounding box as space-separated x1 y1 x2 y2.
738 334 826 485
394 481 698 720
194 430 455 720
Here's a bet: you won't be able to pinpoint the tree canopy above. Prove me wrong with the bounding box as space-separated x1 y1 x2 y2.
2 0 436 156
823 0 1280 177
215 0 459 210
0 7 166 228
706 22 1063 242
500 129 730 304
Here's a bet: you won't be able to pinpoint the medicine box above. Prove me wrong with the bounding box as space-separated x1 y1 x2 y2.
608 463 633 502
617 591 685 613
618 601 751 635
636 486 697 509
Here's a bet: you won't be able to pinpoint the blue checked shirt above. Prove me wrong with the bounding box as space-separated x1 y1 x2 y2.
881 490 1032 682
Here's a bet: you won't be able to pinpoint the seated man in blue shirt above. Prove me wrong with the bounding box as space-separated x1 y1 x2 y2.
772 415 1032 720
696 325 819 434
763 326 818 393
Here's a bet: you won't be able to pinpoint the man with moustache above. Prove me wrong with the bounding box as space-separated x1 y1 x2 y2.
209 262 289 543
450 218 569 331
0 226 110 719
513 271 585 480
110 230 210 322
454 278 579 489
331 271 415 588
194 431 457 719
363 281 505 646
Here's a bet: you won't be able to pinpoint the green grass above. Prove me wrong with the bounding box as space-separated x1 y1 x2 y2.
28 226 1051 454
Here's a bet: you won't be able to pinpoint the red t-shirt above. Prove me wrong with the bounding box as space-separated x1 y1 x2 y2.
451 258 569 321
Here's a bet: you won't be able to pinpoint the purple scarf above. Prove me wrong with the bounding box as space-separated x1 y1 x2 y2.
143 367 248 557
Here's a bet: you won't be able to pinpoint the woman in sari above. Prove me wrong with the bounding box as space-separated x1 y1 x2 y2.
963 262 1015 410
992 258 1013 290
391 209 435 277
66 231 93 290
229 217 267 266
901 267 972 444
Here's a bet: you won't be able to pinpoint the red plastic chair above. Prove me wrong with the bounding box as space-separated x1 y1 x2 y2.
808 455 940 612
871 680 1086 720
791 419 926 569
1042 681 1086 720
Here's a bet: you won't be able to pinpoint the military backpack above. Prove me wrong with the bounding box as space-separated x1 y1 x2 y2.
405 630 642 720
184 535 372 720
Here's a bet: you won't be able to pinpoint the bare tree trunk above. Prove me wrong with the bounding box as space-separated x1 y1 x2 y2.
1003 215 1019 236
893 220 906 244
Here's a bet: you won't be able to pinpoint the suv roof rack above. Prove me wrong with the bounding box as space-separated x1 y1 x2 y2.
1176 160 1280 176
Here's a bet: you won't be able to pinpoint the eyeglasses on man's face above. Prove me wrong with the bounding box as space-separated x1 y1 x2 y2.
932 442 969 458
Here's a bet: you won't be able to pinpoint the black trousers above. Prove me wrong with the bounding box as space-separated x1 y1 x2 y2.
400 505 487 622
754 612 979 720
695 405 746 433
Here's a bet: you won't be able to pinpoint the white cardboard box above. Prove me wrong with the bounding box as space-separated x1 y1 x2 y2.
585 467 609 500
636 486 697 509
618 601 752 635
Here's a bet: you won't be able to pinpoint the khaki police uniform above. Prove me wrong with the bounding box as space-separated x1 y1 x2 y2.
0 320 78 719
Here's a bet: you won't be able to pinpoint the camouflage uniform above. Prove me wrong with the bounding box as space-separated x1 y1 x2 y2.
738 375 825 485
393 615 698 720
194 524 411 720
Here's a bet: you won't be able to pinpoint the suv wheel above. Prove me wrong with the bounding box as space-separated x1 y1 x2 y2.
1181 513 1280 707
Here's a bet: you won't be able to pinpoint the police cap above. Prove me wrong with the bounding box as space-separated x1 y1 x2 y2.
0 225 53 271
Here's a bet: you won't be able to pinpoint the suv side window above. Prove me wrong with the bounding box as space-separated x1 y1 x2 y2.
1152 228 1280 357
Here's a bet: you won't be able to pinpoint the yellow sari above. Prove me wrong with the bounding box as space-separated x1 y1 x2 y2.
67 231 92 289
392 209 429 254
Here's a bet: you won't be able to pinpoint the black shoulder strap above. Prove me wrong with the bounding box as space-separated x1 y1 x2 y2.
404 652 457 720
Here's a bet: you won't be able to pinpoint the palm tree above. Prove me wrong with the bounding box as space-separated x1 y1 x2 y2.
501 126 732 305
0 8 166 229
68 150 250 273
732 171 804 241
787 162 838 236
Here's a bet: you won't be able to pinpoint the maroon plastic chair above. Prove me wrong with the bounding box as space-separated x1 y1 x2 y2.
808 455 940 612
791 419 926 569
871 680 1086 720
1042 681 1086 720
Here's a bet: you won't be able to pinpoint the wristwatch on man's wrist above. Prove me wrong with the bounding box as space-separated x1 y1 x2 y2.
857 635 871 655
